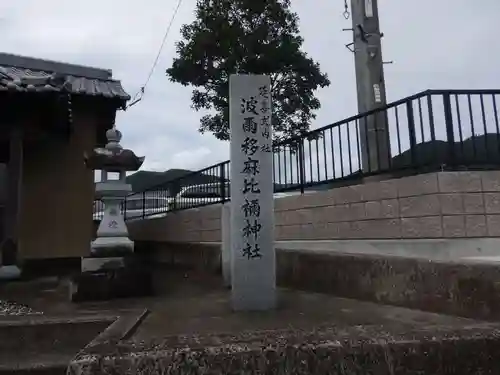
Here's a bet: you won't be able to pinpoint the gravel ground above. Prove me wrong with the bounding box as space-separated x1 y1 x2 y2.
0 299 43 316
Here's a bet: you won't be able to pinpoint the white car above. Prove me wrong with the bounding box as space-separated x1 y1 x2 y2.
93 194 171 221
93 183 301 220
169 182 300 211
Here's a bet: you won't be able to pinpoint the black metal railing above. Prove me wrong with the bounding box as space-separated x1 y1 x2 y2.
93 89 500 221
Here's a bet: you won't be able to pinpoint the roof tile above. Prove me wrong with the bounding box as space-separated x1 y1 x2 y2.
0 64 130 103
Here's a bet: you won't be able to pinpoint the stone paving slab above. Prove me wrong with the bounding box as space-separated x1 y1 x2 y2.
131 289 477 341
5 269 500 374
68 282 500 374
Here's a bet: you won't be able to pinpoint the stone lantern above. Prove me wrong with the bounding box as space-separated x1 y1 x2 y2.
87 125 144 256
70 125 151 302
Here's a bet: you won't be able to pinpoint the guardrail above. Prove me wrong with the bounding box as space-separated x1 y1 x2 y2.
93 89 500 221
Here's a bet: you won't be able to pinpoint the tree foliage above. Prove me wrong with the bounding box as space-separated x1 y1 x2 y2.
166 0 330 143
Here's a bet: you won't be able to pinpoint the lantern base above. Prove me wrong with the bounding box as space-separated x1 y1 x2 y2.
70 255 152 302
0 265 21 280
90 236 134 257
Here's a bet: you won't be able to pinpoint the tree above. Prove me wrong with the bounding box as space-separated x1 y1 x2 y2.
166 0 331 144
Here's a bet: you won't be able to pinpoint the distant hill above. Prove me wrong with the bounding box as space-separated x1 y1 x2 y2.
340 133 500 180
126 169 191 192
126 168 224 195
392 133 500 169
129 168 291 196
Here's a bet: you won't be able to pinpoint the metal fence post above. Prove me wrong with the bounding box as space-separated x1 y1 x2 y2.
406 99 417 167
442 93 456 167
172 182 177 212
298 141 305 194
142 191 146 219
220 163 227 203
123 196 127 221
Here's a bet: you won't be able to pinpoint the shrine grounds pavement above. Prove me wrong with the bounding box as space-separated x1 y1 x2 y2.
2 267 500 374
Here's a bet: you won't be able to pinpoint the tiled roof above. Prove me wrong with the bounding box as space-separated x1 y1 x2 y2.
0 53 130 104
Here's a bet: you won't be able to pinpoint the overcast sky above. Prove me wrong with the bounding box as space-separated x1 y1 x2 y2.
1 0 499 171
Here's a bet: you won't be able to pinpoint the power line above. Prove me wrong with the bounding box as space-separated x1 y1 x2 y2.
127 0 184 109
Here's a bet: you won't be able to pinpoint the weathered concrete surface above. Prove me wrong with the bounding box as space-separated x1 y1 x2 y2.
6 268 500 374
0 309 149 375
0 315 114 375
0 315 113 356
67 274 500 375
278 249 500 321
69 324 500 375
140 241 500 321
0 275 151 374
130 289 477 341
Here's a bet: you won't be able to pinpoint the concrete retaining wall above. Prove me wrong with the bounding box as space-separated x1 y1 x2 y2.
137 241 500 321
129 171 500 242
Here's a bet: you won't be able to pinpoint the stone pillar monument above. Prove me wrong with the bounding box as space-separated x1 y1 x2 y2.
229 74 276 311
70 125 151 302
221 203 231 287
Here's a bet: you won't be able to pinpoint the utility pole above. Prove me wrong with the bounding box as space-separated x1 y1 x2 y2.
344 0 391 173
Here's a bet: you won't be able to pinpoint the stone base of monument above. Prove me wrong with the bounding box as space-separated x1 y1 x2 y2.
70 254 153 302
